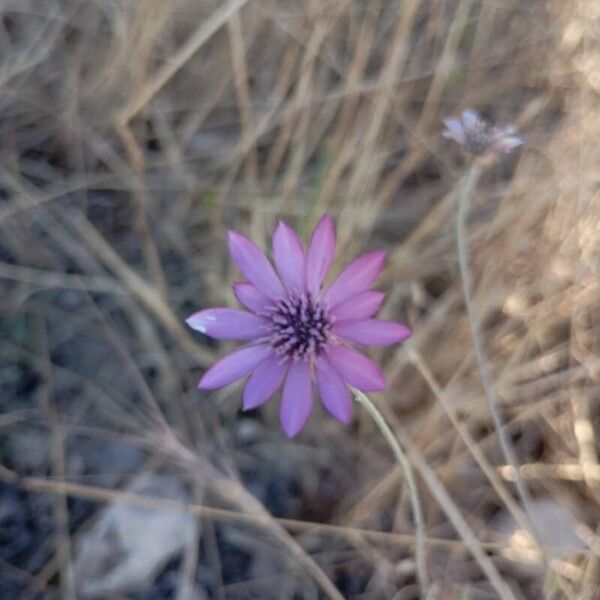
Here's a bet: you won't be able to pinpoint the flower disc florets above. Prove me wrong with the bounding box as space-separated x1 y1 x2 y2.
267 293 332 361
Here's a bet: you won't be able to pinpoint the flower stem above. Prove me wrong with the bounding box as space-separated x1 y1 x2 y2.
352 387 429 593
456 163 540 545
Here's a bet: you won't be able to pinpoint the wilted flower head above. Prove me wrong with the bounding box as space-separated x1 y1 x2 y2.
442 109 522 159
187 216 411 438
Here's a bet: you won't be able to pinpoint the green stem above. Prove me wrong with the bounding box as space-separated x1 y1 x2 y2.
352 387 429 593
456 163 540 545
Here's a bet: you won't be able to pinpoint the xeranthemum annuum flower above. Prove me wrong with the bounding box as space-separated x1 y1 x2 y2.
187 216 411 437
442 108 522 159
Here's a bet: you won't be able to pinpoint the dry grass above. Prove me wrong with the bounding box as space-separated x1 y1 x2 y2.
1 0 599 598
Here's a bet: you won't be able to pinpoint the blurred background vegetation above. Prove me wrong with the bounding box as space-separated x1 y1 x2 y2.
0 1 598 598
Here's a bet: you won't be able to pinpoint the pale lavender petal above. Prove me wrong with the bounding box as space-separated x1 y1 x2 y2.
306 214 335 296
243 356 288 410
461 108 480 129
442 117 466 144
333 319 411 346
499 135 523 152
331 291 385 321
324 251 386 309
186 308 268 340
326 344 386 392
279 361 313 438
228 231 284 300
198 344 271 389
233 282 270 314
273 221 306 293
315 356 352 423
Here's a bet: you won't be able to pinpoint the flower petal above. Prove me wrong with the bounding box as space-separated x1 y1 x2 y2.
324 250 386 308
186 308 268 340
442 117 466 144
279 361 313 438
233 282 270 314
228 231 284 300
243 356 288 411
306 214 335 296
315 356 352 423
498 135 523 152
326 344 386 392
332 319 411 346
461 108 480 129
198 344 271 389
273 221 306 293
331 291 385 321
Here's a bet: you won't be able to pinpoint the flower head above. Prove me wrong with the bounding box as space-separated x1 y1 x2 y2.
187 216 411 437
442 109 522 160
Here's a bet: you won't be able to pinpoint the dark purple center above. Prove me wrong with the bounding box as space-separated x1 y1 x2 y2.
464 120 496 155
267 294 331 361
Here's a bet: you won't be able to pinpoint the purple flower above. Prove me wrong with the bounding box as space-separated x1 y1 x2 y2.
187 216 411 438
442 109 523 159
